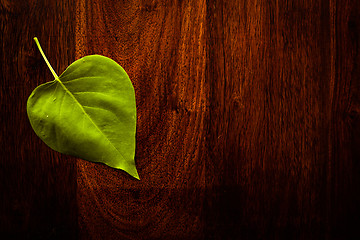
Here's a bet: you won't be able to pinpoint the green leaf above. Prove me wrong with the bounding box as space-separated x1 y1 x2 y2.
27 37 139 179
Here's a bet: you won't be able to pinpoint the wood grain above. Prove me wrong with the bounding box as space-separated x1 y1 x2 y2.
75 0 207 239
0 0 77 239
206 0 360 239
329 0 360 238
1 0 359 239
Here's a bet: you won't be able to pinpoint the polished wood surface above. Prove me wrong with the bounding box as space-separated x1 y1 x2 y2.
206 0 360 239
75 0 207 239
1 0 359 239
0 0 78 239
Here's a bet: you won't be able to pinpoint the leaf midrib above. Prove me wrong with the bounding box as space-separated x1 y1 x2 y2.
55 78 128 164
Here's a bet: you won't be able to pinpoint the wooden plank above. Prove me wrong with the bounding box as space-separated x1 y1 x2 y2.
75 1 207 239
206 0 359 239
329 0 360 238
2 0 359 239
0 0 77 238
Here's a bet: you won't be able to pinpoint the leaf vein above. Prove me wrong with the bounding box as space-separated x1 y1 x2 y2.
56 79 128 163
82 105 122 122
62 76 104 84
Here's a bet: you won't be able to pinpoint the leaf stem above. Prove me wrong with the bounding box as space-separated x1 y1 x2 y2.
33 37 59 80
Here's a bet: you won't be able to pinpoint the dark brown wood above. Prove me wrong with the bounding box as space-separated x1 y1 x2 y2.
1 0 359 239
329 0 360 238
75 0 207 239
206 0 360 239
0 0 77 239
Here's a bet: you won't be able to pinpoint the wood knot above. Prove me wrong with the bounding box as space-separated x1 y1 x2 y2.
140 3 158 12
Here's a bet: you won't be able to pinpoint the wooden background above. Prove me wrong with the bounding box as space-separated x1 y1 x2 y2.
1 0 359 239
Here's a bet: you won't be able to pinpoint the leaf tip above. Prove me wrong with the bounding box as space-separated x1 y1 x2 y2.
132 169 140 180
